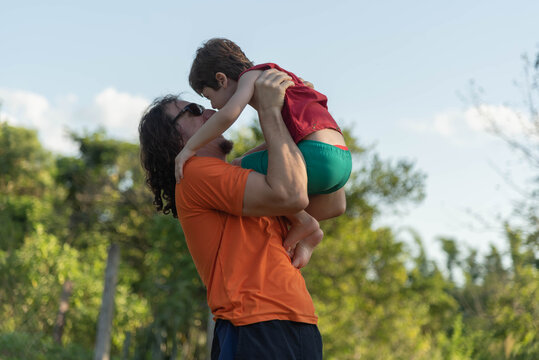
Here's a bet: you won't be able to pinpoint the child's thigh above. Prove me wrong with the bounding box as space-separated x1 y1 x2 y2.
241 141 352 194
241 150 269 175
305 188 346 221
298 140 352 194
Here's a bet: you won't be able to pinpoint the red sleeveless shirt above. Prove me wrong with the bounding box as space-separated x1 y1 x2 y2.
239 63 341 143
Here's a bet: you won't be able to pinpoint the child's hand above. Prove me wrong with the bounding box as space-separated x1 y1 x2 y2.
298 77 314 89
175 147 196 183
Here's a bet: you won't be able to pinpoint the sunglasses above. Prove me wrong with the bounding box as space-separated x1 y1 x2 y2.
172 103 205 123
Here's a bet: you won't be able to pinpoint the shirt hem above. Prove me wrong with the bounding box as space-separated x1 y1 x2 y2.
214 313 318 326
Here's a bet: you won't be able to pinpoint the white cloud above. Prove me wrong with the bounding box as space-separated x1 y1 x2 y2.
433 112 457 137
0 87 150 154
0 88 76 153
464 104 532 136
94 87 149 139
404 104 535 143
0 89 50 128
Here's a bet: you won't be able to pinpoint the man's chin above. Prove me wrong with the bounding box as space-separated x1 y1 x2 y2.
219 139 234 155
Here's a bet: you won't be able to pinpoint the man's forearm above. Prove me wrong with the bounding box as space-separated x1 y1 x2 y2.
258 107 308 206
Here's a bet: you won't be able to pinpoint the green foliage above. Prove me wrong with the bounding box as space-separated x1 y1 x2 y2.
0 122 54 195
227 122 264 162
129 214 206 359
0 125 195 358
303 219 459 359
1 103 537 359
0 332 93 360
0 123 57 251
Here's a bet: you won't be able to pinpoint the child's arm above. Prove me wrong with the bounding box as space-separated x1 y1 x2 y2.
174 70 261 181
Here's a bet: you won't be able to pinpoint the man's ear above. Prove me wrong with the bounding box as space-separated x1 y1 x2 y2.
215 72 228 88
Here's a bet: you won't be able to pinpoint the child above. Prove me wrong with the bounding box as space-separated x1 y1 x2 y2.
176 38 352 267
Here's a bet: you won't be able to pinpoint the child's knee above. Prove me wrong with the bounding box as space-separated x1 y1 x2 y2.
332 197 346 217
332 190 347 216
337 200 347 216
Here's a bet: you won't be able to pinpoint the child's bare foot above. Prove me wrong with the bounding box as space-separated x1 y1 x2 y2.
283 211 320 255
291 228 323 269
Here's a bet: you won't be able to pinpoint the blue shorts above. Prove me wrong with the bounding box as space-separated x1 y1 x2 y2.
211 319 323 360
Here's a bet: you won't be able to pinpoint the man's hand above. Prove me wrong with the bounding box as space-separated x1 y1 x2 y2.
241 69 308 217
253 69 294 112
175 146 196 182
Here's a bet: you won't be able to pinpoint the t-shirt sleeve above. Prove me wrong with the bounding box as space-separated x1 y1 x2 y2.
177 158 252 216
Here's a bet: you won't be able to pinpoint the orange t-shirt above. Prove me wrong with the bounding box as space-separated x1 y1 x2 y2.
175 156 318 326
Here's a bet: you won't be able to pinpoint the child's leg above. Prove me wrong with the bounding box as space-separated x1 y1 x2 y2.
281 189 346 268
282 210 323 269
241 140 351 207
304 188 346 221
295 140 350 221
289 221 323 268
241 142 351 267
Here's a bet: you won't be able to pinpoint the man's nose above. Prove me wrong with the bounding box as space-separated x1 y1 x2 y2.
202 109 217 121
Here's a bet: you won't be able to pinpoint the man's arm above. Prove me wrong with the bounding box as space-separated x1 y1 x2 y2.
241 70 309 217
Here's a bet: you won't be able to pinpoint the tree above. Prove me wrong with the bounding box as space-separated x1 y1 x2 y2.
94 243 120 360
467 51 538 250
443 49 539 359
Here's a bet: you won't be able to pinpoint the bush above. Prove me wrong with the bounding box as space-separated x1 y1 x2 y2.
0 332 93 360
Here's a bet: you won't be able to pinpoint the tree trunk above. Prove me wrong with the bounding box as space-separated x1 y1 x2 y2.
94 243 121 360
121 331 131 360
53 279 74 344
206 307 215 358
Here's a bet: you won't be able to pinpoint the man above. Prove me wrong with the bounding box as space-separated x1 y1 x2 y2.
139 70 323 359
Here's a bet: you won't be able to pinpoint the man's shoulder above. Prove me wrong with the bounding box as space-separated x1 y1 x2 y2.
187 156 225 167
182 156 249 186
184 156 228 175
177 156 251 216
176 157 226 208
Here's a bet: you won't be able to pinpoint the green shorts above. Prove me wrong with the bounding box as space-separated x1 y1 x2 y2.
241 140 352 195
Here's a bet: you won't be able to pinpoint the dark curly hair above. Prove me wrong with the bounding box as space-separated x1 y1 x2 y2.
189 38 254 96
139 95 183 217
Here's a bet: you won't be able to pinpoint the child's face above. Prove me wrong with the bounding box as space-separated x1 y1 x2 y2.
202 79 237 110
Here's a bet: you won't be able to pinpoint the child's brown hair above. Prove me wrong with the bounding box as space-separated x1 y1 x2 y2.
189 38 254 96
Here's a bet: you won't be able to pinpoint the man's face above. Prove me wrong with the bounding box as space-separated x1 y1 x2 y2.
167 101 232 153
166 101 206 142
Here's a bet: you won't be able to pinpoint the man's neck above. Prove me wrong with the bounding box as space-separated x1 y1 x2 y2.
195 141 227 161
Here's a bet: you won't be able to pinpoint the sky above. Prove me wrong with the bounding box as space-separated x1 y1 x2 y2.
1 0 537 265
